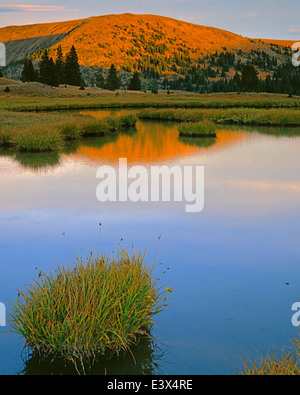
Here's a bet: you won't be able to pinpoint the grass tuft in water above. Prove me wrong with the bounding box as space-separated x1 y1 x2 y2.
178 120 217 138
8 248 169 372
13 127 64 152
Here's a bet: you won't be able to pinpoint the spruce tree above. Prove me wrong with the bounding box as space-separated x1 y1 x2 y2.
47 57 58 87
127 71 142 91
38 50 58 86
39 49 50 85
65 45 81 86
55 45 65 85
21 59 37 82
105 64 121 91
240 65 259 92
95 71 105 88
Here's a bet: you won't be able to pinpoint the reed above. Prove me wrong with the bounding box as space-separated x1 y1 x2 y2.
8 248 170 372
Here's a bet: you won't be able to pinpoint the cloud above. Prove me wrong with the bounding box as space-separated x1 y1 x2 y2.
289 28 300 34
0 4 80 13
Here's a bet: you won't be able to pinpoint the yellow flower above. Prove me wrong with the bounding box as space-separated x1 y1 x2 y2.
166 287 174 292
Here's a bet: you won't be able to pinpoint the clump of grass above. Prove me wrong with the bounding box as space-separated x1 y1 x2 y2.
240 346 300 375
14 127 63 152
0 127 13 146
80 117 118 136
8 248 170 372
178 120 217 138
138 108 207 122
58 122 82 141
118 113 138 128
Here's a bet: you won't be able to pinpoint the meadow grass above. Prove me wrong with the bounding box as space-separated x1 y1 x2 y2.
8 248 170 373
1 93 300 112
178 120 217 137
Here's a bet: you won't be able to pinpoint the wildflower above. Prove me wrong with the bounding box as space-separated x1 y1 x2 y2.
166 287 173 292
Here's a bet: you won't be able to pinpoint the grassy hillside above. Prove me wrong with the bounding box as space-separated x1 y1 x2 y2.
0 13 292 69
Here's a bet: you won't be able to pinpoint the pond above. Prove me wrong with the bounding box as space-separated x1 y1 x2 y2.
1 109 300 374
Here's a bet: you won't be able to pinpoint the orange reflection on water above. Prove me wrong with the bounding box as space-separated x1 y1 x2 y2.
69 120 249 165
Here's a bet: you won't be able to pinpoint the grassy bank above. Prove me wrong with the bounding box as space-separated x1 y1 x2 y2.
0 112 137 152
8 248 170 373
138 107 300 126
1 93 300 112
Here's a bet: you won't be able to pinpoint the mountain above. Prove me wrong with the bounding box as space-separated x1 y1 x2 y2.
0 13 293 68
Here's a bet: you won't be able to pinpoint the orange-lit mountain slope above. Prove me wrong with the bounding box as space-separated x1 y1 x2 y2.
0 13 289 67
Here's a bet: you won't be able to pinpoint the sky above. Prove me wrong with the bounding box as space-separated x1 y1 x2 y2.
0 0 299 40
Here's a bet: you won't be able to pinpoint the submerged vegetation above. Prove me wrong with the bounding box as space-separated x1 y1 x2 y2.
8 248 170 373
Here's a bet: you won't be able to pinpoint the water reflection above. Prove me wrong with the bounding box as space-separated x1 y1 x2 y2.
18 335 167 375
1 113 300 173
1 111 300 374
14 152 61 171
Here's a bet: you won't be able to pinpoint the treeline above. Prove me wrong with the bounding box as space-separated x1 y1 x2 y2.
22 45 83 87
19 43 300 95
21 45 142 91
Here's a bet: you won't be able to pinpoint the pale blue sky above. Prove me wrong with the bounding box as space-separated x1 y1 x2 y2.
0 0 299 40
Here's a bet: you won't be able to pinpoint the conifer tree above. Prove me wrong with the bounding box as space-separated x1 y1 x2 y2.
21 59 37 82
65 45 81 86
39 49 50 85
55 45 65 85
105 64 121 91
240 65 259 92
95 71 105 88
127 71 142 91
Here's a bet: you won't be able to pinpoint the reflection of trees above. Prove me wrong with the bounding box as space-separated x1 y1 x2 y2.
17 335 167 375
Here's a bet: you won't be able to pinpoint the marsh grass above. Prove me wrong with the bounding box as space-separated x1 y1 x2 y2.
138 108 300 126
8 248 169 373
239 331 300 375
178 120 217 137
14 127 64 152
0 112 138 152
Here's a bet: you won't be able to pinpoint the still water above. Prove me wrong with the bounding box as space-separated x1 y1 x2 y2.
1 110 300 374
